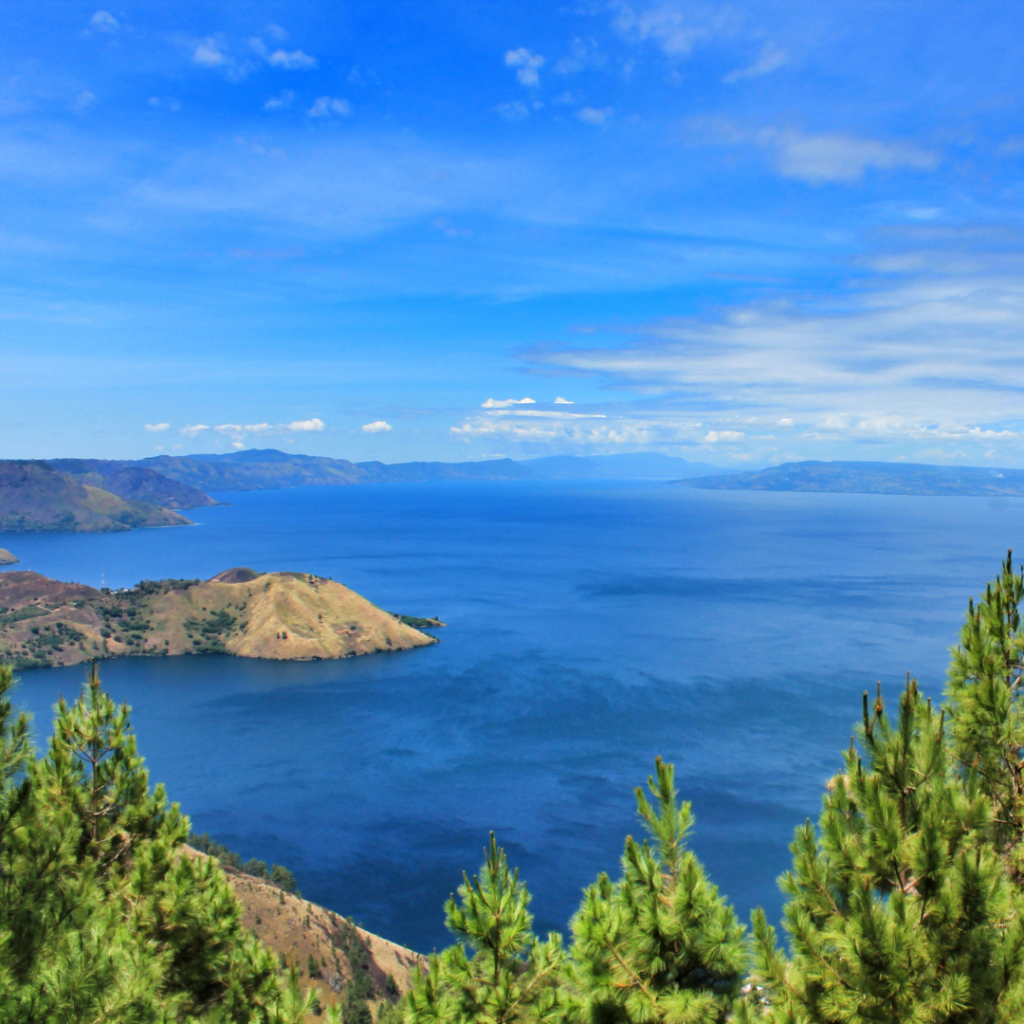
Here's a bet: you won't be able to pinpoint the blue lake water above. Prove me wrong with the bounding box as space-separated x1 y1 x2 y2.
5 480 1021 952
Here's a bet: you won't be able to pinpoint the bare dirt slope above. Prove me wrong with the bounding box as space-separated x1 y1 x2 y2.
0 568 440 670
220 863 426 1016
0 549 16 565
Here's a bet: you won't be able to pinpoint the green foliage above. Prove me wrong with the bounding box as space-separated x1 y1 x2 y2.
0 661 319 1023
946 549 1024 869
407 833 565 1024
272 862 299 893
748 676 1024 1023
569 757 746 1024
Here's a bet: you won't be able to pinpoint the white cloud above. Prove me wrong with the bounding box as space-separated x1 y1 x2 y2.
495 101 530 122
269 49 318 70
554 397 574 404
193 39 228 67
525 246 1024 456
266 23 289 41
576 106 612 126
89 10 118 32
361 420 393 433
723 43 787 83
144 423 170 432
482 397 536 408
287 417 325 431
308 96 352 117
505 48 546 87
180 424 210 438
758 128 939 184
72 91 96 113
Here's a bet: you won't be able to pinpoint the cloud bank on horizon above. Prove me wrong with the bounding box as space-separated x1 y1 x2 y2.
2 0 1024 466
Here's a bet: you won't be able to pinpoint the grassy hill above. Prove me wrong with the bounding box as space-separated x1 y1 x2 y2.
0 567 440 670
0 549 16 565
0 460 191 532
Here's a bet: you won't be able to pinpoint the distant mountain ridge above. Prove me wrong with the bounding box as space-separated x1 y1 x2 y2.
681 460 1024 497
129 449 720 492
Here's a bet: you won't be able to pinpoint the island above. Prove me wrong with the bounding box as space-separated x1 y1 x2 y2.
0 549 17 566
0 566 442 670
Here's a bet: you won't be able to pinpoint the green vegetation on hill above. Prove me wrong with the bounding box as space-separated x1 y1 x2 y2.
0 460 191 533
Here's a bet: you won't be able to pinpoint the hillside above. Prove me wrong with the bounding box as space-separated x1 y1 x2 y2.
0 460 192 532
46 458 219 509
681 460 1024 496
208 854 425 1017
0 567 440 670
0 549 16 565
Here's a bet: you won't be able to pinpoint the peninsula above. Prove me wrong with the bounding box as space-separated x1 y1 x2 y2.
0 460 191 533
0 550 16 566
0 567 441 670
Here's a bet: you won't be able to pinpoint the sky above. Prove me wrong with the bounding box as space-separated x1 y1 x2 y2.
3 1 1024 466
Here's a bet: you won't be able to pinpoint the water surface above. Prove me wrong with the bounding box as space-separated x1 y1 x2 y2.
7 481 1020 951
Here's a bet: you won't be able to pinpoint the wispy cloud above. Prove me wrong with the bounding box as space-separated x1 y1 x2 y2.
361 420 393 433
723 43 787 83
522 243 1024 457
268 49 318 70
89 10 118 32
576 106 612 126
144 423 170 432
759 128 939 184
264 90 295 111
308 96 352 117
690 119 940 184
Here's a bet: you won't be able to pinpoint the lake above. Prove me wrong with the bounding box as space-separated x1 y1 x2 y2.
5 480 1021 952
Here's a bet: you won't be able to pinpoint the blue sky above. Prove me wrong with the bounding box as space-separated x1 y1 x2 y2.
3 1 1024 465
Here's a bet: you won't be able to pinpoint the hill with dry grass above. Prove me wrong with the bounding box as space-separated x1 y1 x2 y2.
0 567 441 670
213 856 425 1018
0 549 16 565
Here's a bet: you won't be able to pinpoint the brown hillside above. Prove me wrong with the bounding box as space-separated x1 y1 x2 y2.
0 460 191 533
0 569 440 670
0 549 17 565
217 861 426 1016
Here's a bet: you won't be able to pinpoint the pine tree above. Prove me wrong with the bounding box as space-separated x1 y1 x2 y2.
0 661 310 1023
748 677 1024 1024
945 550 1024 872
406 832 565 1024
568 757 746 1024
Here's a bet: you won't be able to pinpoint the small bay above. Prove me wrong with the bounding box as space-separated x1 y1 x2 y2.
6 480 1021 952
